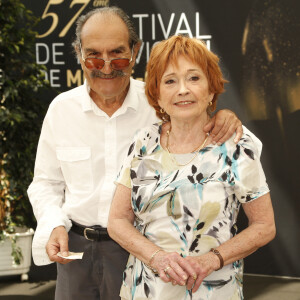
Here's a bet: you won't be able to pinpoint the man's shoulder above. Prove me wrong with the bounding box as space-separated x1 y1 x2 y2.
53 85 85 102
50 85 86 108
130 78 146 94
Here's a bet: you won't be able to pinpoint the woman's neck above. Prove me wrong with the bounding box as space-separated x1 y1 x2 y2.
162 115 211 154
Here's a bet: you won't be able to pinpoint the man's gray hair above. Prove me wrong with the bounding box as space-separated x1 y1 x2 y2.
72 6 141 55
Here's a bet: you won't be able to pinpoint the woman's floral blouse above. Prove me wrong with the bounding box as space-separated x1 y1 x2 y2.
116 123 269 300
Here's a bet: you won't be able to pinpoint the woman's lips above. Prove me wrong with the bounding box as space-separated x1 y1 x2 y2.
174 101 195 106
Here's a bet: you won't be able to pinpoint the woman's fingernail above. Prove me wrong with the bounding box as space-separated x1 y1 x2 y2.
182 275 187 280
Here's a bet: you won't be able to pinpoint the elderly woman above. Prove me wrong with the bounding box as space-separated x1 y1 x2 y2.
108 35 276 300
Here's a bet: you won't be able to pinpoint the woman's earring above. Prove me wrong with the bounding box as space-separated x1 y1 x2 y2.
160 107 165 114
208 101 213 106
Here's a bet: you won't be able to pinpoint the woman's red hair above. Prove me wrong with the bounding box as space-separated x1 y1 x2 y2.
145 35 227 121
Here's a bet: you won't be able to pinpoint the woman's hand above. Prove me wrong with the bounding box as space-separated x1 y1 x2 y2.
183 253 219 292
151 251 198 286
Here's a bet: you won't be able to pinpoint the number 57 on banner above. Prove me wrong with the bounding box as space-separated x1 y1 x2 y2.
37 0 91 38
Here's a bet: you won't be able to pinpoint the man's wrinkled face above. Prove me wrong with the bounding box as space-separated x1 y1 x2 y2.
80 13 136 101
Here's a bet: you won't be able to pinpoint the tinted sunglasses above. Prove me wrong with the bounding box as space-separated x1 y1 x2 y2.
80 44 134 71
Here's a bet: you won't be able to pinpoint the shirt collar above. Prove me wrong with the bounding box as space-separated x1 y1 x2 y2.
118 77 139 112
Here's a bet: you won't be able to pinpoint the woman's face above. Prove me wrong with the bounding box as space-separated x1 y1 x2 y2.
158 55 214 122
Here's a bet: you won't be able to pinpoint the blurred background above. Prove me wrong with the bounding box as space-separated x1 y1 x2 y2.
0 0 299 298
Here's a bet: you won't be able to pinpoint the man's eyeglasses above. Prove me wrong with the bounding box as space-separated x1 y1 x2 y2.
80 44 134 71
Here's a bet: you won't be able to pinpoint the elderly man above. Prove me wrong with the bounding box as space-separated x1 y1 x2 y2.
28 6 243 300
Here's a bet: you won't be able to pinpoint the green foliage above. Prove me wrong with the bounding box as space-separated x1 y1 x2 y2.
0 0 50 234
10 236 23 265
0 233 23 266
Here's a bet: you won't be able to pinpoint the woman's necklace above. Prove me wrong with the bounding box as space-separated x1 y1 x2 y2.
166 128 209 167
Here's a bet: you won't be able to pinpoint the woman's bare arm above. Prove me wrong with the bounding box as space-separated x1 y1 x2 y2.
185 192 276 292
107 184 197 285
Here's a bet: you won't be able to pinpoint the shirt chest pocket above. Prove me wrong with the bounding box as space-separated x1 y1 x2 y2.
56 147 93 193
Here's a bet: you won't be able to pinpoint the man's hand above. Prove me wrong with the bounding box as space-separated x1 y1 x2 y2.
203 109 243 145
46 226 72 264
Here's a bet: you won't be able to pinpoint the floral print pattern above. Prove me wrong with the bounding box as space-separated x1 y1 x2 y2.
116 123 269 300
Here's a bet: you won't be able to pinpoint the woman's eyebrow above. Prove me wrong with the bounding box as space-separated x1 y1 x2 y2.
162 72 176 78
163 69 200 77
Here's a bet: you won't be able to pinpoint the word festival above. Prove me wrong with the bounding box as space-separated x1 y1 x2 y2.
35 12 212 88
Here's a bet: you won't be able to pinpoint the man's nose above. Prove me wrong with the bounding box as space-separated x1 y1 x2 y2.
101 60 113 74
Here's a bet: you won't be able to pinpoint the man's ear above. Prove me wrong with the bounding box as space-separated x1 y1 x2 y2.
74 45 83 66
74 44 81 58
132 42 142 63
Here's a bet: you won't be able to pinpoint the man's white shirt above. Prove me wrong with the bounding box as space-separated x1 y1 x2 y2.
28 78 158 265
